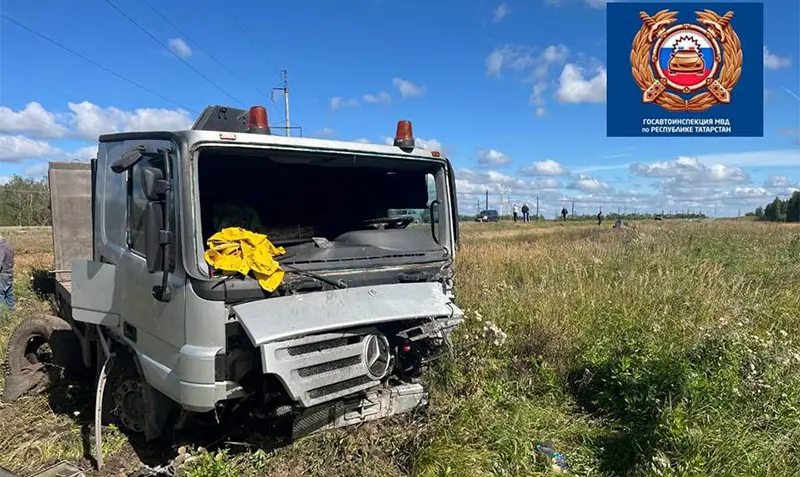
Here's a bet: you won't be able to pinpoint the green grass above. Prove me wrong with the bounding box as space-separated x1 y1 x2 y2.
2 220 800 476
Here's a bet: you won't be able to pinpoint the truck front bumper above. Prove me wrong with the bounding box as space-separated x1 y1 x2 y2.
291 382 427 439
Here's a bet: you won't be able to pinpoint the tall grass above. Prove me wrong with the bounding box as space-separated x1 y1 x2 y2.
1 221 800 476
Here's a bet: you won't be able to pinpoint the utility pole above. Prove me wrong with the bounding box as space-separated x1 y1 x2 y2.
535 196 539 220
485 190 489 211
571 201 575 216
272 70 290 136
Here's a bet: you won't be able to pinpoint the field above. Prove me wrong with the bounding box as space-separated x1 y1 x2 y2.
2 220 800 476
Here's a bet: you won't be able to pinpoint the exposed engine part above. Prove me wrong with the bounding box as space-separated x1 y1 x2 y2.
393 318 460 379
112 378 148 433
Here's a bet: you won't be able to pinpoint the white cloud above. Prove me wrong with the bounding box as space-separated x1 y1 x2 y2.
578 149 800 174
519 159 568 176
167 38 192 59
765 175 790 188
353 138 372 144
330 97 360 110
0 102 69 138
392 78 426 98
0 101 192 142
67 101 193 140
486 44 568 78
764 46 791 70
554 64 606 103
0 135 62 162
567 174 610 192
362 91 392 104
631 156 750 192
0 176 10 185
492 3 511 23
316 127 336 137
456 168 562 196
489 44 570 114
476 149 511 167
65 145 98 162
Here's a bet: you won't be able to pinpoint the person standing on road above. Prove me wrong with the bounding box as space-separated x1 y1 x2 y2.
597 210 603 226
521 203 530 223
0 233 15 311
513 204 519 222
561 207 568 222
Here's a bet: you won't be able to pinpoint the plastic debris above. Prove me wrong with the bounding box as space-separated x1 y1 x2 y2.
535 443 569 473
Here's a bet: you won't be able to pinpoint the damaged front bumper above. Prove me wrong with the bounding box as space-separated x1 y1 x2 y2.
232 282 463 409
291 382 428 439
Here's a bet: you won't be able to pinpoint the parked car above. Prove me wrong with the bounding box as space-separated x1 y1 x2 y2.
475 209 500 222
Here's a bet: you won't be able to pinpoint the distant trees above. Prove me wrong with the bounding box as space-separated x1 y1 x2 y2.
0 175 51 226
755 191 800 222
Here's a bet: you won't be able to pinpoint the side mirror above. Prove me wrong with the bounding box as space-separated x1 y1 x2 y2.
141 166 168 201
144 202 164 274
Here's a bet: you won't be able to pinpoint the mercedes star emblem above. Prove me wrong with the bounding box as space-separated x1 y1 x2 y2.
362 333 391 380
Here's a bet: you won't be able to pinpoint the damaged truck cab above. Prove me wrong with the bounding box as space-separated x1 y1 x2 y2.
34 105 463 442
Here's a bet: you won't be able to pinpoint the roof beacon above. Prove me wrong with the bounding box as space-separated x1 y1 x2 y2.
247 106 270 135
393 120 415 150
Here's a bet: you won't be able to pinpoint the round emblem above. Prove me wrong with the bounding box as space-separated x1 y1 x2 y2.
652 25 720 93
362 334 391 380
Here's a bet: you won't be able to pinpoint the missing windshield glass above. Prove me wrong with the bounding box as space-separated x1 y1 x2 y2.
196 147 445 271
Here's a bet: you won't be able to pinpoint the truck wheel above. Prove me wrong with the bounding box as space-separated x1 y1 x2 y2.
4 315 85 383
102 356 148 435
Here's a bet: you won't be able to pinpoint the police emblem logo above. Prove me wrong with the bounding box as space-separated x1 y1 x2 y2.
631 9 743 112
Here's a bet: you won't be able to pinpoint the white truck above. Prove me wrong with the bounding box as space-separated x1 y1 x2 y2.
2 105 463 466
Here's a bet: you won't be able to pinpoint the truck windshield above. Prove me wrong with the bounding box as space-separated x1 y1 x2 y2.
195 146 443 248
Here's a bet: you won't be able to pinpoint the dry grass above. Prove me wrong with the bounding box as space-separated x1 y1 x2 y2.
1 220 800 476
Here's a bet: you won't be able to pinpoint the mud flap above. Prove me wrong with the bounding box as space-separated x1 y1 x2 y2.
291 383 427 439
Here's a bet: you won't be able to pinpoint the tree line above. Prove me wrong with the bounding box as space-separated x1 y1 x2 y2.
749 191 800 222
0 175 51 227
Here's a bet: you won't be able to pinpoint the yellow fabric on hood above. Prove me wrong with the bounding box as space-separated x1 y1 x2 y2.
204 227 287 292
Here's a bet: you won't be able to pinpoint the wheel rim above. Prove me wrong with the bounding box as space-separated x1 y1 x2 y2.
23 334 53 367
112 379 147 433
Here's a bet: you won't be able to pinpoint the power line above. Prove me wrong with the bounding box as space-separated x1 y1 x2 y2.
224 8 285 121
0 14 195 112
138 0 272 102
100 0 246 107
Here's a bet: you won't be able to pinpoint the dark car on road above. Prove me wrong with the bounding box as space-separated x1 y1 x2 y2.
475 209 500 222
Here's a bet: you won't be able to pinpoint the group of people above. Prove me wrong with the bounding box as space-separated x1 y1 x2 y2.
511 205 606 226
512 203 533 223
0 233 15 311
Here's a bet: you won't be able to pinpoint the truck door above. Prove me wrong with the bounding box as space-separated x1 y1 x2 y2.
99 139 187 370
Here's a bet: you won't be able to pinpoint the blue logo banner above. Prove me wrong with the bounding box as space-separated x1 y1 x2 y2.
606 2 764 137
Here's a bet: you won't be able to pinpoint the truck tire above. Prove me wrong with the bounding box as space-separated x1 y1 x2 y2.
4 314 85 383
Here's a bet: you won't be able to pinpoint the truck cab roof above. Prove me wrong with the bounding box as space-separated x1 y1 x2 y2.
98 105 447 163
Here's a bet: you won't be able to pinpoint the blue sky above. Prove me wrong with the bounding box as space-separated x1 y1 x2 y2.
0 0 797 217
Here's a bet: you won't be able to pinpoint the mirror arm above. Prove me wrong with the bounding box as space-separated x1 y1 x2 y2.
111 144 160 174
152 147 174 302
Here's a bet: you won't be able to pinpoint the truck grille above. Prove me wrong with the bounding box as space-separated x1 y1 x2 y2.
260 327 390 408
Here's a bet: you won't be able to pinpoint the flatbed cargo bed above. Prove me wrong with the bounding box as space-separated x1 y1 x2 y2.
48 161 93 304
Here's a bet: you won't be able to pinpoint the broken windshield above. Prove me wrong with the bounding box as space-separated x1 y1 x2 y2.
195 146 444 250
